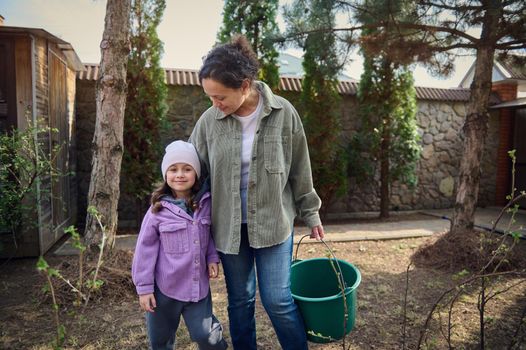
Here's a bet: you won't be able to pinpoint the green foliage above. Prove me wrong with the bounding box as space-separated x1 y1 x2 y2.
65 225 85 252
348 1 421 214
85 278 105 291
288 0 348 212
452 269 470 281
351 59 420 184
123 0 168 206
84 206 108 297
36 220 107 347
0 117 64 252
217 0 280 90
37 255 66 349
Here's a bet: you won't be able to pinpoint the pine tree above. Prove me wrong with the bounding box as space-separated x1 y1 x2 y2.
348 0 421 218
287 0 348 215
122 0 168 227
217 0 280 90
350 50 420 218
324 0 524 231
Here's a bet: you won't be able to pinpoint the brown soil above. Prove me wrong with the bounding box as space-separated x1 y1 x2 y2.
1 226 525 349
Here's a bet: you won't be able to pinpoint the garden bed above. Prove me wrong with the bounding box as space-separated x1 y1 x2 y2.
1 231 525 349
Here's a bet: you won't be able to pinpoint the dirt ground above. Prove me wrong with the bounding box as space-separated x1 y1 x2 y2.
1 228 526 349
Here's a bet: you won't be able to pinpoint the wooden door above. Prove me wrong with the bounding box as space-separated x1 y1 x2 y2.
47 51 70 249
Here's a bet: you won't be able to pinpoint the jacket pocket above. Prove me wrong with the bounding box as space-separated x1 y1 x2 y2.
159 222 189 254
199 217 211 250
264 135 286 174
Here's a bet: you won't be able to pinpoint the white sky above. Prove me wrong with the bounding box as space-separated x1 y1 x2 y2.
1 0 474 88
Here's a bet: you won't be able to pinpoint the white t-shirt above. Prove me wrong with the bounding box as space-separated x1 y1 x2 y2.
232 94 263 223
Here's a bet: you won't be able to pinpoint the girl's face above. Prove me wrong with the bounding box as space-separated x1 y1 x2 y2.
202 78 250 116
165 163 197 199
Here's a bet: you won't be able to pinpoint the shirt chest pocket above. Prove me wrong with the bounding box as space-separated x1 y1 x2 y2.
199 217 211 249
264 135 287 174
159 222 189 254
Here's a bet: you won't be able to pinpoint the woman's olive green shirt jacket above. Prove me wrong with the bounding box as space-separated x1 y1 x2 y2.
189 81 321 254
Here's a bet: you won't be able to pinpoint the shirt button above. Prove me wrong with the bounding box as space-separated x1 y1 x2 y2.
250 209 256 214
194 240 199 244
193 221 197 225
195 259 199 264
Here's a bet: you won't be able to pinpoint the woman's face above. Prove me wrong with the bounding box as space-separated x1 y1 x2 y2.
202 78 250 116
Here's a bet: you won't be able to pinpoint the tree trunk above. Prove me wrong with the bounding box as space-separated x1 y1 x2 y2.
450 8 499 234
84 0 131 249
380 115 390 218
379 59 393 219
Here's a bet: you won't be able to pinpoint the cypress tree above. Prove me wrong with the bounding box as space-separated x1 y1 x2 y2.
349 22 420 218
122 0 168 227
217 0 280 90
289 0 348 215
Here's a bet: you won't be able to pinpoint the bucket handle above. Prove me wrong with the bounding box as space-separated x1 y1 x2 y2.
294 234 352 346
294 234 348 291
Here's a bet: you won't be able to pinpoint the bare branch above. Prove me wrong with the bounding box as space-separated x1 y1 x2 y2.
334 20 479 44
393 22 480 43
417 271 526 348
508 302 526 349
418 0 482 12
486 278 526 303
496 42 526 50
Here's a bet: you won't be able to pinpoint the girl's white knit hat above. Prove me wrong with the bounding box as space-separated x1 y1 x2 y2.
161 140 201 180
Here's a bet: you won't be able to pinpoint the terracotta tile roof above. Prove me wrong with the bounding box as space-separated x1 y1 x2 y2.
279 75 485 102
79 64 100 80
79 64 202 85
279 76 359 95
78 64 499 103
416 87 472 102
164 68 201 85
278 75 304 92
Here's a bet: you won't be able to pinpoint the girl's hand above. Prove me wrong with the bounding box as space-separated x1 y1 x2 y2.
139 293 156 313
208 263 219 278
310 224 325 240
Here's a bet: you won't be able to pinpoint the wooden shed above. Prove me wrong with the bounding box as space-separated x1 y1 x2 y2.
0 23 84 257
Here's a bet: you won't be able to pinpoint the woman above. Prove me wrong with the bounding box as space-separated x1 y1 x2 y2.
189 34 324 350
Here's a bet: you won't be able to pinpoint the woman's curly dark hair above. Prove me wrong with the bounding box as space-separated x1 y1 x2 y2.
199 34 260 88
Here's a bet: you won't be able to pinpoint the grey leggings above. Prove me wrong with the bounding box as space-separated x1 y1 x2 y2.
146 286 228 350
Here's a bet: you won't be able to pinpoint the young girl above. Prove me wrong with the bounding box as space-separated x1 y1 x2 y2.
132 140 228 350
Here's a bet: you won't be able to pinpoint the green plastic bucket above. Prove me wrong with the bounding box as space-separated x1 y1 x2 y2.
291 257 361 343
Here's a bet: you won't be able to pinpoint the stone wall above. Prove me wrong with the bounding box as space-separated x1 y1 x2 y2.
74 80 500 227
163 85 211 141
330 99 499 214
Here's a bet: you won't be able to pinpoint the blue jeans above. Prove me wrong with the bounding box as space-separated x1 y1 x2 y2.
219 224 308 350
146 286 228 350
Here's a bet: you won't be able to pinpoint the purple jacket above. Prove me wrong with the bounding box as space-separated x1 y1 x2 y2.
131 192 219 302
